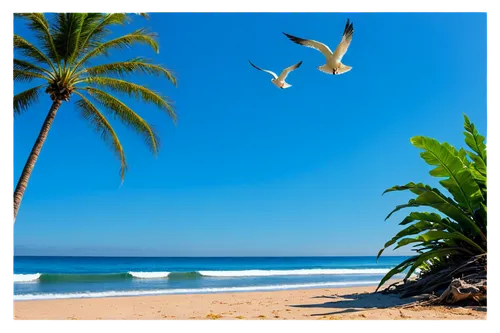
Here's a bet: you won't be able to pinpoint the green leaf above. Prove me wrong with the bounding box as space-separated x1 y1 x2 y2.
74 91 128 181
414 191 485 241
400 212 442 225
72 28 159 73
411 136 484 214
466 150 487 178
385 184 485 243
15 13 60 65
82 77 176 121
463 114 486 163
426 144 473 185
83 58 177 86
377 221 439 259
384 182 433 196
391 229 483 256
76 14 129 56
404 248 464 280
82 87 160 154
14 85 45 116
394 237 422 250
434 217 461 234
52 13 87 64
14 59 52 77
14 69 47 83
376 256 416 292
416 230 484 253
14 34 57 72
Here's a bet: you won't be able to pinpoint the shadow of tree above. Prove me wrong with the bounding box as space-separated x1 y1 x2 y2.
290 292 419 316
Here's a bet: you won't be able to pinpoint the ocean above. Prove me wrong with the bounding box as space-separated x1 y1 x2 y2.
14 256 407 300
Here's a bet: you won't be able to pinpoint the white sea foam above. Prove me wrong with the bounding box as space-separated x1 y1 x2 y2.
14 280 381 301
13 268 391 283
14 273 41 282
128 271 171 279
199 268 390 277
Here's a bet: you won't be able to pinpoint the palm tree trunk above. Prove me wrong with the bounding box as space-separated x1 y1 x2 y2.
14 100 62 223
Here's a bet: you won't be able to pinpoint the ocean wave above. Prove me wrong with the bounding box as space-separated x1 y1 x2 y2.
14 273 133 283
14 268 390 283
199 268 390 277
14 273 41 282
128 272 171 279
14 280 381 301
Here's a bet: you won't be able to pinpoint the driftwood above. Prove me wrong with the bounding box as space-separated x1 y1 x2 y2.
426 278 486 305
383 254 487 306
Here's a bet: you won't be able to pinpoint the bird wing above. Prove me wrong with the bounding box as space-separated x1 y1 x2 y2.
248 60 278 79
282 32 333 58
331 19 354 62
277 60 303 81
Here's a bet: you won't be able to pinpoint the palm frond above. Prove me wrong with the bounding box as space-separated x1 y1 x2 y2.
81 87 160 154
15 13 60 65
14 34 57 72
14 85 45 116
14 58 53 78
72 29 159 73
74 91 128 181
14 69 48 82
51 13 87 65
77 14 129 55
80 77 176 121
82 58 177 86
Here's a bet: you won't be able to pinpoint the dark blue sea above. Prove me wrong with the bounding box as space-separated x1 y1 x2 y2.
14 256 407 300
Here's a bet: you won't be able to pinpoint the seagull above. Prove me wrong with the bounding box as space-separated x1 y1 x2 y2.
283 19 354 75
248 60 303 89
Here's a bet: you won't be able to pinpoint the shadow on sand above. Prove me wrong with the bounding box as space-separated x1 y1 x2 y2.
289 292 420 316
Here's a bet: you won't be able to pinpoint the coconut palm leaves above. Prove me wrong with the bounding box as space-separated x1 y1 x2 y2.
377 115 487 292
13 13 176 221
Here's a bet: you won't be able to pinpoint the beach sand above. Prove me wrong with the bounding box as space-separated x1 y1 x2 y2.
14 285 486 320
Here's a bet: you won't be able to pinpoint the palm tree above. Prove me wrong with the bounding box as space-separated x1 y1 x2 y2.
13 13 177 223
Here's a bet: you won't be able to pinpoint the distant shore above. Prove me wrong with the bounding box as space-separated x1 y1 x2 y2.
14 284 486 320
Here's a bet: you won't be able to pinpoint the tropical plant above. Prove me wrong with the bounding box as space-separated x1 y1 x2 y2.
13 13 177 222
376 114 486 301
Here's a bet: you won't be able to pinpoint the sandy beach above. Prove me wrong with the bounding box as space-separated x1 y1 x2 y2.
14 285 486 320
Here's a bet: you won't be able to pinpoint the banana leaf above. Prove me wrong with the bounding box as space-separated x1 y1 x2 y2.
411 136 484 214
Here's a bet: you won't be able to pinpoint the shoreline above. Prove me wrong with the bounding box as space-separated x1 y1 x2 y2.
14 284 486 320
14 280 385 301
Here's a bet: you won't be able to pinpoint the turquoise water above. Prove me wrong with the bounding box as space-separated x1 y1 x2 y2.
14 256 406 300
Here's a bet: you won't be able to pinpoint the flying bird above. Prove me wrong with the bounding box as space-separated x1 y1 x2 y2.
248 60 303 89
283 19 354 75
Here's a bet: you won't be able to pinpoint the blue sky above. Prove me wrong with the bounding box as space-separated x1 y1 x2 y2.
13 13 486 256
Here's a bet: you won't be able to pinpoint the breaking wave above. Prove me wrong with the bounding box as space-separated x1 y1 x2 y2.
14 268 390 283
